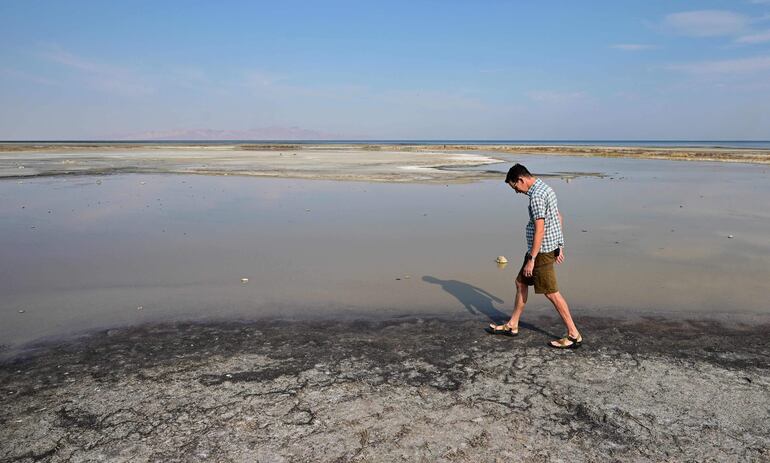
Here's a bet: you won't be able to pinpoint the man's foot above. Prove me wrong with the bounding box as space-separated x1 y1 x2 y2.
549 333 582 349
485 322 519 337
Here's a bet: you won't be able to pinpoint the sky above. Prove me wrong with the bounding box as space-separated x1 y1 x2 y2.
1 0 770 140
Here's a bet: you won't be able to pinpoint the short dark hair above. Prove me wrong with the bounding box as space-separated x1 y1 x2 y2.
505 163 531 183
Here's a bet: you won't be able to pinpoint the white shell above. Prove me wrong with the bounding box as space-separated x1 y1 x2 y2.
495 256 508 264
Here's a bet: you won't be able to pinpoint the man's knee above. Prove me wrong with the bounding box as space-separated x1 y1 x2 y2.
515 279 527 292
544 291 561 301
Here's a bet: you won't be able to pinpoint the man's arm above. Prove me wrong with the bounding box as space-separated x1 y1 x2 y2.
530 218 545 258
557 212 565 264
523 218 545 276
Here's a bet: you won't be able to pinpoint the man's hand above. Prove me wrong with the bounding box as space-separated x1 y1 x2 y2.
556 247 565 264
523 259 535 277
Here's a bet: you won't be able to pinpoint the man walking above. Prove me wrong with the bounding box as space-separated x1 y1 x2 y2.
486 164 582 348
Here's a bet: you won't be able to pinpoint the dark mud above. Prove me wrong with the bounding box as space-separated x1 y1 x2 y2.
1 316 769 462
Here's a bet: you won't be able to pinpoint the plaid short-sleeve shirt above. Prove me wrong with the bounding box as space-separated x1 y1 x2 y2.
526 178 564 253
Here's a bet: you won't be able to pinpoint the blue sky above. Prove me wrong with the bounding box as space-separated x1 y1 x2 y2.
1 0 770 140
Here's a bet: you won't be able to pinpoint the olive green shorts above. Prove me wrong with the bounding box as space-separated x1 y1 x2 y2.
516 251 559 294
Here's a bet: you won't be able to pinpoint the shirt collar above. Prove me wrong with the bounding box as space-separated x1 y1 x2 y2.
526 178 542 197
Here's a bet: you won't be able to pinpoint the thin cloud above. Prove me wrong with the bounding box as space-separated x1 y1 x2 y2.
243 70 280 89
40 46 154 95
527 90 586 103
166 67 211 89
379 89 489 112
667 56 770 74
0 68 59 87
663 10 749 37
736 29 770 43
610 44 657 51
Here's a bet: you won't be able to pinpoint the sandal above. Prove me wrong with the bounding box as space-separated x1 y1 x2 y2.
485 322 519 337
549 334 582 349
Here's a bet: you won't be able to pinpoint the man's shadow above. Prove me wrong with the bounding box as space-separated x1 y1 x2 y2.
422 276 555 337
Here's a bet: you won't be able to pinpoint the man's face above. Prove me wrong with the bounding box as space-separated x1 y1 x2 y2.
508 179 525 194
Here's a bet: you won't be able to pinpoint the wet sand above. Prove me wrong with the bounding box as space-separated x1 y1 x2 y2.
1 317 768 462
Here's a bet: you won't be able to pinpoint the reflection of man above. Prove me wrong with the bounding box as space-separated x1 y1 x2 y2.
486 164 582 349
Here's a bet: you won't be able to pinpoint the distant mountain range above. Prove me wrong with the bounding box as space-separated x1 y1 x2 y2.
114 126 340 141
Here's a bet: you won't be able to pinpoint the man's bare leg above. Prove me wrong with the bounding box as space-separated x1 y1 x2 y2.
508 278 529 328
544 291 579 338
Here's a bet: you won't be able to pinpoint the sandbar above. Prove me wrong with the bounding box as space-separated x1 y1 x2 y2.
2 142 768 183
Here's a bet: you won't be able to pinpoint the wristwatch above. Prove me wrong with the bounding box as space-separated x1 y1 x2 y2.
525 252 533 261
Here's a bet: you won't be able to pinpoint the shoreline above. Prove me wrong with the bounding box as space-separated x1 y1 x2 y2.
5 302 770 362
1 316 768 461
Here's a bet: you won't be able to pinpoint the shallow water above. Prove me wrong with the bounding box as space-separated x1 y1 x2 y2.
1 155 769 346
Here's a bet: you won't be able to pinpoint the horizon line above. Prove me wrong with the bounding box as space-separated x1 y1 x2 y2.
2 139 770 143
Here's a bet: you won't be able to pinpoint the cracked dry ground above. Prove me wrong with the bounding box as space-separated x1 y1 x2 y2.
1 317 768 462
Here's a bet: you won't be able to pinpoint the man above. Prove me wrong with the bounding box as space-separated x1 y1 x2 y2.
486 164 582 349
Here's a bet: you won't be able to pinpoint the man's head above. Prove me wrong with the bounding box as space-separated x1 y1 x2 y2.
505 163 534 194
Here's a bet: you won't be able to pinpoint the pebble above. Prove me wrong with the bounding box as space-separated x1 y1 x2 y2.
137 306 144 311
18 309 25 313
241 278 249 283
728 235 734 239
495 256 508 264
